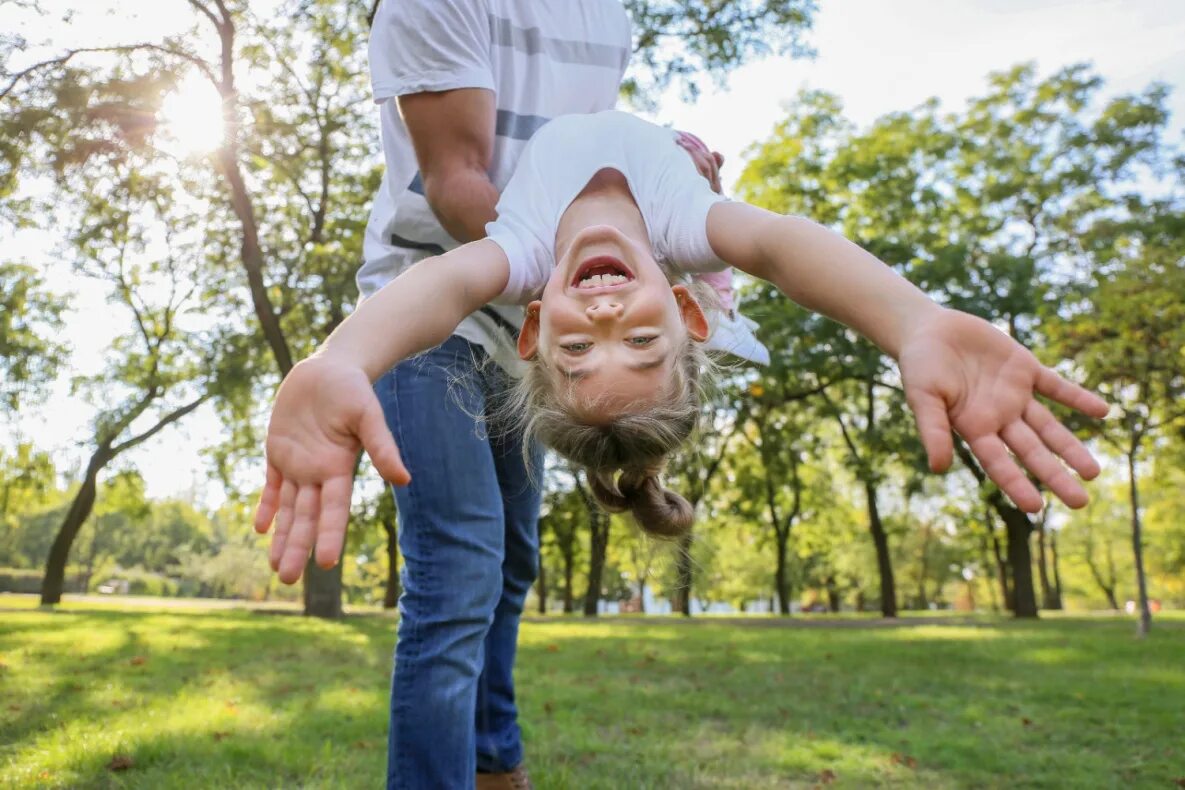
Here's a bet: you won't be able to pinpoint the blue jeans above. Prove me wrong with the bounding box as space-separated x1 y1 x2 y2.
375 335 542 790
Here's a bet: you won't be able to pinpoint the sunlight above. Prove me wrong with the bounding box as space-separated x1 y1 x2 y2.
159 72 224 156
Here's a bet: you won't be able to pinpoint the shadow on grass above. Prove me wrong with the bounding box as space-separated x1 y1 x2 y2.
0 608 397 788
2 610 1182 788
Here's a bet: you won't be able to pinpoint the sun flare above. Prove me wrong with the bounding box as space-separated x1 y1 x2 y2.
159 73 225 155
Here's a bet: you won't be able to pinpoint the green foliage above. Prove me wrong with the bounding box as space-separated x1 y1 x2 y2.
0 262 67 410
623 0 817 102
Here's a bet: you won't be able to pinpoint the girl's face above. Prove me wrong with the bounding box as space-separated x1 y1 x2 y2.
517 222 708 424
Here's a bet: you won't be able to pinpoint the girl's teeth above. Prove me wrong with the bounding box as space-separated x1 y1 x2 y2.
579 273 627 287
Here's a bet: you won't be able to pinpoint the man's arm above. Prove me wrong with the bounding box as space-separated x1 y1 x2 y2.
398 88 499 242
706 201 1109 514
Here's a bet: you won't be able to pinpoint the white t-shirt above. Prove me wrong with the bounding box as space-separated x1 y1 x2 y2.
361 0 632 372
487 111 729 305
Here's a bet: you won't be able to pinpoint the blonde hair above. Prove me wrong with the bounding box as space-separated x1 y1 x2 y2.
502 275 719 538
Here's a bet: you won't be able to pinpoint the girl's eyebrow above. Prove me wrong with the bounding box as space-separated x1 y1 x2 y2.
629 357 666 372
557 366 589 381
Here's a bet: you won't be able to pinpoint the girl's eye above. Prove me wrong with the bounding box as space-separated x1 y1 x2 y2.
628 336 656 346
562 342 591 353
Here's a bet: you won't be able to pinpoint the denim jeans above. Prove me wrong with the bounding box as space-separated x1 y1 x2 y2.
375 335 542 790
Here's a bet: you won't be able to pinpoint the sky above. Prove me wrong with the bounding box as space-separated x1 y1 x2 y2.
6 0 1185 507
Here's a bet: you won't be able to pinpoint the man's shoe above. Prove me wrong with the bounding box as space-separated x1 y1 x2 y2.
706 309 770 366
476 765 533 790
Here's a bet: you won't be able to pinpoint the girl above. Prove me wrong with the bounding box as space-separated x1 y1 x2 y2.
254 111 1108 579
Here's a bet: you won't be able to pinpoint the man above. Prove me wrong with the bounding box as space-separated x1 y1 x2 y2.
361 2 758 787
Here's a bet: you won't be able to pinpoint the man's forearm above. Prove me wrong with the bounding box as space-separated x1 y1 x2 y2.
423 167 500 243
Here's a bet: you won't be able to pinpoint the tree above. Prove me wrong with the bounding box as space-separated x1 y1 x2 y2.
1052 195 1185 635
0 263 67 412
622 0 816 102
737 95 951 617
574 471 612 617
733 392 813 614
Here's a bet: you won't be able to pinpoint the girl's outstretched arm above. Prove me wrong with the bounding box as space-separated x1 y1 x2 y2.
706 201 1109 513
254 239 510 584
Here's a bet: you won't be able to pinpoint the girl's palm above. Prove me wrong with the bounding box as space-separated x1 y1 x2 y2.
898 310 1108 512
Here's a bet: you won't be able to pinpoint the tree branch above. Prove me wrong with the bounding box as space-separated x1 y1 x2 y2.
1 44 217 100
109 392 210 456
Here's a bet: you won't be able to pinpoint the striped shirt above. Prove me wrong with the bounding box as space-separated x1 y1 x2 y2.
361 0 632 373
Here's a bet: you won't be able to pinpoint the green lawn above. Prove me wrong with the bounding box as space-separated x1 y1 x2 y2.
1 599 1182 788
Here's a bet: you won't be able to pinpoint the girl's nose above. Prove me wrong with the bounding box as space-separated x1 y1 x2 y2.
586 301 624 322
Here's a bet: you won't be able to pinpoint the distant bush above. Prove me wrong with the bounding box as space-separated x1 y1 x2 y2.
0 567 86 594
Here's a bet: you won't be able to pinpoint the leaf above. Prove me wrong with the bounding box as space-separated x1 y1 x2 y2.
816 768 837 784
546 644 559 653
107 755 134 771
129 655 146 666
1021 717 1033 727
890 752 918 769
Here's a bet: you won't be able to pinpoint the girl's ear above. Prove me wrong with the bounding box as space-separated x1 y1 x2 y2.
518 300 542 360
672 285 709 342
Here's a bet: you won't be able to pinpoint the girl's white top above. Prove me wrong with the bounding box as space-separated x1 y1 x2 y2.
486 111 729 306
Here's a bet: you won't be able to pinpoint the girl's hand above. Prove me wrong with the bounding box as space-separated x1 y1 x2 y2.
897 308 1109 512
253 356 410 584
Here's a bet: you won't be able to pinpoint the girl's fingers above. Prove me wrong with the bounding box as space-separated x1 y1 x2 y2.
906 387 954 472
1000 420 1087 509
314 476 352 569
360 399 411 486
278 484 320 584
254 462 282 533
269 478 297 571
968 433 1043 513
1036 367 1109 418
1024 400 1101 480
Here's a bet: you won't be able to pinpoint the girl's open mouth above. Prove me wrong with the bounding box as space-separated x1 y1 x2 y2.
571 256 635 289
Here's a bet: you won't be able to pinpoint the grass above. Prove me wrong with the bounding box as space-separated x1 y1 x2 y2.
0 598 1182 788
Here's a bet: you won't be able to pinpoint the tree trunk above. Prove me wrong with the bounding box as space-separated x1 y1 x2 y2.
673 531 693 616
865 481 896 618
825 575 841 613
979 532 1000 612
1035 523 1062 610
582 511 609 617
562 548 574 614
996 498 1038 618
1127 448 1151 637
990 530 1014 612
536 558 547 615
1050 529 1063 607
304 554 343 618
916 520 933 610
41 452 108 605
774 532 791 615
382 518 399 610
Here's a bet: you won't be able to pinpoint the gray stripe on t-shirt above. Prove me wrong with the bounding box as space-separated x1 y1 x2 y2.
489 14 628 69
496 109 550 141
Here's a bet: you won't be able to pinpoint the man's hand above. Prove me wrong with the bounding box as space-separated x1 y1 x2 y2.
253 356 410 584
897 308 1109 512
676 130 725 194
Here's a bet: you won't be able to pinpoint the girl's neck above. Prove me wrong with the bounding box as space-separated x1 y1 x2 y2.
554 168 651 262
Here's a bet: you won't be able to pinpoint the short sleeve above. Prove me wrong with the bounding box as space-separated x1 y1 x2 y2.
369 0 494 101
486 216 551 305
647 139 730 274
